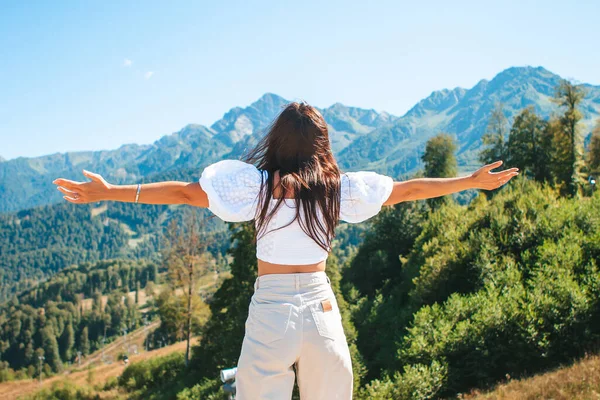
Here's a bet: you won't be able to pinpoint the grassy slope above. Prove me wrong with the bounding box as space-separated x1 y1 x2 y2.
460 354 600 400
0 330 197 400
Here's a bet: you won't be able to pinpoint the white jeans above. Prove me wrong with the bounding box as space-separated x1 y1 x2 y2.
236 271 353 399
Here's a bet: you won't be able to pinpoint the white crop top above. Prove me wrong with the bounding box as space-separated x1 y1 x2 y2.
199 160 394 265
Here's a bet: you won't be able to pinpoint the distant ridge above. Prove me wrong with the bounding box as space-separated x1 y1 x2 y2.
1 66 599 213
338 66 600 176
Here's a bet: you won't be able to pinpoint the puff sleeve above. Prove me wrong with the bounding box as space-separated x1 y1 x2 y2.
199 160 265 222
340 171 394 223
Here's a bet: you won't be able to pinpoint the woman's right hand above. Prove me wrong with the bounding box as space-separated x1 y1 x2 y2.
53 170 112 204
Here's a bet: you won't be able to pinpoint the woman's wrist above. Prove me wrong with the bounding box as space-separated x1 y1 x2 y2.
103 183 115 201
465 174 477 190
102 183 134 203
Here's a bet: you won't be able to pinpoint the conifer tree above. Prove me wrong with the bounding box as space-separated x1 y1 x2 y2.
191 222 257 377
588 120 600 177
422 133 458 208
506 107 552 183
480 103 509 165
41 327 63 372
59 320 75 362
79 326 90 356
162 212 211 366
551 79 586 196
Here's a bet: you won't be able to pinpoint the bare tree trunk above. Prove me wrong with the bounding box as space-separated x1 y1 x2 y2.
185 259 193 367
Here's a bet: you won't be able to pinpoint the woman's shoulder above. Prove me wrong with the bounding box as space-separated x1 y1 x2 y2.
201 159 266 184
339 170 394 223
199 159 265 222
340 170 394 197
203 159 262 174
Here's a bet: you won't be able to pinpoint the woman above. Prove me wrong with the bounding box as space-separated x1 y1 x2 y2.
52 102 518 399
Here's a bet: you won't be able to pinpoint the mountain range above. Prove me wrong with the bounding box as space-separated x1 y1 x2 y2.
1 66 599 214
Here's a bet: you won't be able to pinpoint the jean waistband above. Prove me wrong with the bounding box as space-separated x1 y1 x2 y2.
254 271 331 291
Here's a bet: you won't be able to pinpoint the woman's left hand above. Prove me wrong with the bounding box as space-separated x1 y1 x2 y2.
470 160 519 190
53 170 111 204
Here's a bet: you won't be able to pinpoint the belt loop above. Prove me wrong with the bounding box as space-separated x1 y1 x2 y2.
295 275 299 291
255 277 259 291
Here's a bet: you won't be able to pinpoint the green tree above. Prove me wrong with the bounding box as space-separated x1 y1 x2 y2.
506 107 552 183
79 326 90 357
479 103 509 165
59 320 75 362
41 327 63 372
191 222 257 378
162 213 212 367
343 201 426 379
326 252 367 388
422 133 458 208
587 120 600 177
551 79 586 196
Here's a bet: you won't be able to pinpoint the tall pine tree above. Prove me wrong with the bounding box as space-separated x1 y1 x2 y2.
191 222 257 377
422 133 458 208
480 103 509 165
506 107 552 183
588 120 600 177
551 79 586 196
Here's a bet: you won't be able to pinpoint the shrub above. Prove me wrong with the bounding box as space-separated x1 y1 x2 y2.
176 377 225 400
25 380 100 400
356 360 448 400
118 352 185 392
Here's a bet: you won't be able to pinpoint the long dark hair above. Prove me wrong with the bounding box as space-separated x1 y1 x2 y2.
242 102 341 253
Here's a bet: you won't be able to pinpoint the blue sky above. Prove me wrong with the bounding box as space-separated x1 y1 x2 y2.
1 0 598 160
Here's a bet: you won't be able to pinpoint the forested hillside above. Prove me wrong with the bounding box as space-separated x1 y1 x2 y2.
0 166 239 300
0 259 160 378
349 179 600 398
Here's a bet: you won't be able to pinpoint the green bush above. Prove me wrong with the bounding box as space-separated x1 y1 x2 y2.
176 377 225 400
102 376 118 391
25 380 100 400
118 352 186 392
356 360 447 400
349 178 600 396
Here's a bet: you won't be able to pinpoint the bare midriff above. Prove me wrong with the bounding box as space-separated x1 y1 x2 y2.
256 170 328 276
257 258 327 276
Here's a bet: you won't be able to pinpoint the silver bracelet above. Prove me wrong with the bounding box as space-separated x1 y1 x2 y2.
135 183 141 203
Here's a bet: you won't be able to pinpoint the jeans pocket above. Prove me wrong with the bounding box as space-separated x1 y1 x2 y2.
309 297 344 341
247 301 292 345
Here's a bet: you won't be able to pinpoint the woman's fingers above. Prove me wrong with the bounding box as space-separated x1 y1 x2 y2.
494 172 518 188
497 171 519 180
484 160 503 171
492 167 519 176
63 195 85 203
56 186 80 197
52 178 82 190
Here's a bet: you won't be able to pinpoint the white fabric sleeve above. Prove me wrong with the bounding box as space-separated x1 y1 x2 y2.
339 171 394 223
199 160 264 222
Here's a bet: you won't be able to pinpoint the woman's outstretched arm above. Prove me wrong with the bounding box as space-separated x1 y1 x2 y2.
383 160 519 206
52 170 209 207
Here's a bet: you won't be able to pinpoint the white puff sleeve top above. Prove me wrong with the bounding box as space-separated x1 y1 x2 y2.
339 171 395 223
199 160 265 222
199 160 394 264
